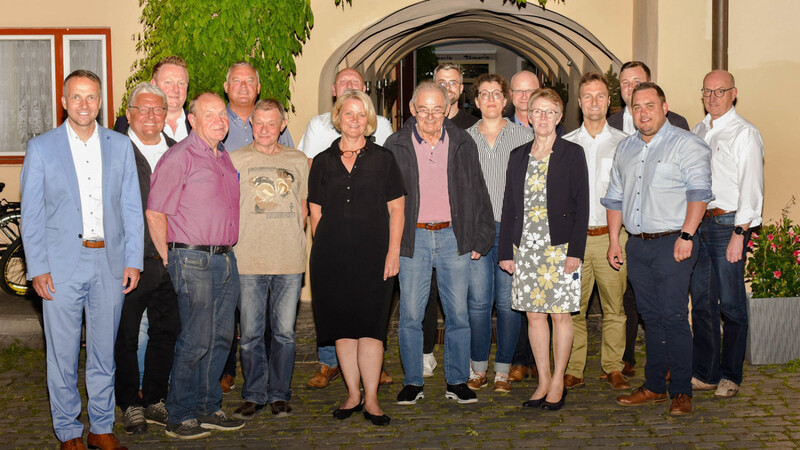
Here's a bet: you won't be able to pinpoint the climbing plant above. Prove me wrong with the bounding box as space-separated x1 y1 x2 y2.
121 0 313 114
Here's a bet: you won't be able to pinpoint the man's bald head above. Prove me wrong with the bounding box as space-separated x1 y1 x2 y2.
510 70 541 124
332 68 365 98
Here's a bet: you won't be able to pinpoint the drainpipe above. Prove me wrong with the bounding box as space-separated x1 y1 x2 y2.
712 0 728 70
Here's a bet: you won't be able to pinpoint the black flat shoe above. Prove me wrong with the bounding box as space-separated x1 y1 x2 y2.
363 409 391 426
522 396 547 408
542 388 567 411
332 402 363 420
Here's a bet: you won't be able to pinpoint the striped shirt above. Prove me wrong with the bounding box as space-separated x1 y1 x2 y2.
467 119 533 221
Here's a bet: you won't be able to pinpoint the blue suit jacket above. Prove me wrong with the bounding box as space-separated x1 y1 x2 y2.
20 122 144 283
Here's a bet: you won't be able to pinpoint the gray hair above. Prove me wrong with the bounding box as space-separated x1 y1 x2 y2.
253 99 287 122
128 82 167 107
410 80 450 108
226 61 260 85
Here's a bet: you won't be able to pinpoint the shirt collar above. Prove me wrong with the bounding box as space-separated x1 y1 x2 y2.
412 119 446 144
637 119 673 145
513 113 532 129
703 105 737 129
578 121 612 140
128 128 165 149
226 104 249 127
65 120 99 144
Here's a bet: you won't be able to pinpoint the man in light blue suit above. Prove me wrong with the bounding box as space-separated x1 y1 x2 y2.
21 69 144 450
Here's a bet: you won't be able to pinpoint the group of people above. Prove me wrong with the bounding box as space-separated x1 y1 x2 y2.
20 53 763 449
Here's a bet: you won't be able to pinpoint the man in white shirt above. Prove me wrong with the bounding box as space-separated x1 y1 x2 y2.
563 73 630 391
689 70 764 399
115 82 180 435
298 67 393 389
298 68 393 164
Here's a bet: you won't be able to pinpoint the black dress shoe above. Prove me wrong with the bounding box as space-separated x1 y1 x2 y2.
363 409 391 426
332 402 363 420
542 388 567 411
522 396 547 408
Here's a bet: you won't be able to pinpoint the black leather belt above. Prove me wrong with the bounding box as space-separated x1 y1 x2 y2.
629 230 681 241
169 242 232 254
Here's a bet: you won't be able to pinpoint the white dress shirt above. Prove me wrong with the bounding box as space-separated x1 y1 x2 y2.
129 130 169 171
297 112 393 159
563 122 629 227
164 109 189 142
693 106 764 227
66 121 104 240
622 108 636 135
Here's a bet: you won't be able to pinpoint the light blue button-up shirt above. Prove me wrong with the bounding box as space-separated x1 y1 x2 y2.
224 104 294 151
601 121 713 234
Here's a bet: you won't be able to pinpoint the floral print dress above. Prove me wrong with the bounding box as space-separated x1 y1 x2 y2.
510 154 582 313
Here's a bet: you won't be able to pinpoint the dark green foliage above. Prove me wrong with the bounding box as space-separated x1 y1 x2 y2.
121 0 313 114
415 47 438 82
604 64 621 109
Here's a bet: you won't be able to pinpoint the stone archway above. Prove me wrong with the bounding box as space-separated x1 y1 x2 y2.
317 0 622 130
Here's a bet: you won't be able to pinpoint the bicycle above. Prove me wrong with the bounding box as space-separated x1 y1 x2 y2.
0 182 26 296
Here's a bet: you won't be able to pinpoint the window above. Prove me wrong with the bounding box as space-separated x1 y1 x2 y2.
0 28 112 162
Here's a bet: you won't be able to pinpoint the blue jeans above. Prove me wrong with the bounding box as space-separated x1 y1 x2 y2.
626 234 697 397
467 222 518 374
690 213 749 385
317 345 338 368
166 248 239 423
399 227 471 386
239 273 302 404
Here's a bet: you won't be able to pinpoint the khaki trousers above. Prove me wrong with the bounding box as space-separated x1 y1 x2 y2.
566 230 628 377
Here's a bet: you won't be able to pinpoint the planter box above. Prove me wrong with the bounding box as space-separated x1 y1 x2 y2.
745 294 800 365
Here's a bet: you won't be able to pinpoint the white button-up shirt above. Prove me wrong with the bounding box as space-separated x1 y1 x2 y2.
564 122 629 227
163 109 189 142
66 121 104 240
693 106 764 227
129 129 169 171
622 108 636 135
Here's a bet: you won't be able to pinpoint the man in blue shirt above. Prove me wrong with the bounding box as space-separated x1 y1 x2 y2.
602 82 712 416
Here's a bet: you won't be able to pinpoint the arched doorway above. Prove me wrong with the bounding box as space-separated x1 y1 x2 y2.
317 0 622 131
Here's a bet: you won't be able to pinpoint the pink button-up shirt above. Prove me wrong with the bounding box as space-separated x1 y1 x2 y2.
413 125 451 223
148 131 240 245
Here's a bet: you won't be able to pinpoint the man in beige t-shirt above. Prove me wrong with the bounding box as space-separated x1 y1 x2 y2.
229 99 308 419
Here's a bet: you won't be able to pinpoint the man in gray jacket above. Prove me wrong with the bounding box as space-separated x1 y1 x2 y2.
384 81 494 406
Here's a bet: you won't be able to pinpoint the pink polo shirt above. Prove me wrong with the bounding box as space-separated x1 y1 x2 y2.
413 125 451 223
148 131 240 246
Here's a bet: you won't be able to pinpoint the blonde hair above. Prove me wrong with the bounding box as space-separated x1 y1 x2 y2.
331 89 377 137
528 88 564 114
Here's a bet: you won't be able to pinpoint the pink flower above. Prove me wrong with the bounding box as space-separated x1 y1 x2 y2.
789 229 796 237
752 232 759 239
774 270 782 278
770 243 777 251
794 250 800 257
768 234 775 241
747 241 755 248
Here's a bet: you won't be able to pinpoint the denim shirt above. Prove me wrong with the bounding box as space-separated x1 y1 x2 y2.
224 105 294 152
601 121 713 234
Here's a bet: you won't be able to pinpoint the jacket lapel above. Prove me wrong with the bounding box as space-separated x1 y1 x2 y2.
56 123 83 208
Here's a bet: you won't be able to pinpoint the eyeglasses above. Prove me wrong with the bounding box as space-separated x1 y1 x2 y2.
529 109 559 119
415 108 445 118
128 105 167 115
511 89 536 96
701 87 735 98
478 90 504 101
437 80 460 88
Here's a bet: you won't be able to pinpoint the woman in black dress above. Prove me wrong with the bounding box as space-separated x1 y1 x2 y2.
308 90 405 426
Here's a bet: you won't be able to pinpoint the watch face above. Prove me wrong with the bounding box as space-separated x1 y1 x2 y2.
680 232 693 241
735 226 745 235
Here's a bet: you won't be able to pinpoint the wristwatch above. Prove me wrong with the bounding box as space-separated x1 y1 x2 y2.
680 231 694 241
734 226 745 235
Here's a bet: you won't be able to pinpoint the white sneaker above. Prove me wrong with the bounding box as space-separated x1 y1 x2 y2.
691 376 717 391
715 379 739 398
422 353 437 377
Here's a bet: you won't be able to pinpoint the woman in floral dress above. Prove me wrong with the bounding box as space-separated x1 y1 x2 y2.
498 88 589 410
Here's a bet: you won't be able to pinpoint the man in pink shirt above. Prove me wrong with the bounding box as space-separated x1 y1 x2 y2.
146 92 243 439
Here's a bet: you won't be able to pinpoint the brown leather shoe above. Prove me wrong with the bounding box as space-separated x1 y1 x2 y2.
669 393 692 415
493 375 512 393
606 371 631 390
307 364 340 388
508 365 529 382
87 433 126 450
220 374 235 394
616 386 668 406
379 369 393 385
622 361 635 377
61 438 87 450
564 374 585 389
467 372 488 390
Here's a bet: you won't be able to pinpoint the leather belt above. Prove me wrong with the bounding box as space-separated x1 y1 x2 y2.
704 208 735 218
587 226 609 236
629 230 681 241
82 240 105 248
416 222 450 231
169 242 233 254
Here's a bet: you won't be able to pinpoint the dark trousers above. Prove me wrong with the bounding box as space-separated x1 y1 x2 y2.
622 280 640 366
115 257 180 410
422 271 440 354
511 313 535 366
626 234 698 397
690 214 750 385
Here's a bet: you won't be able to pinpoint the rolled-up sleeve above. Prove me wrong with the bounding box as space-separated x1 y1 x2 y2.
679 135 714 204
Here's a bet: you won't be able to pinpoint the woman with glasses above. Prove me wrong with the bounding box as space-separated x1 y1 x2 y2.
308 90 405 426
464 73 533 394
498 88 589 410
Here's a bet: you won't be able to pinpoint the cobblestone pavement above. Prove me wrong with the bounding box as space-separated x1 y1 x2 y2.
1 298 799 449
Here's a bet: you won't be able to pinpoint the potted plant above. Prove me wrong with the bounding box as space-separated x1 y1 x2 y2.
744 197 800 364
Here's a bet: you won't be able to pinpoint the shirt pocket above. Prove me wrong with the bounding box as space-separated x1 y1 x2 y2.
649 162 680 190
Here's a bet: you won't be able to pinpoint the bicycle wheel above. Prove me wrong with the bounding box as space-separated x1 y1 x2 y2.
0 211 21 253
1 237 29 296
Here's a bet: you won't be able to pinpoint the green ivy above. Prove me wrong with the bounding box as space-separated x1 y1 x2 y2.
121 0 313 115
